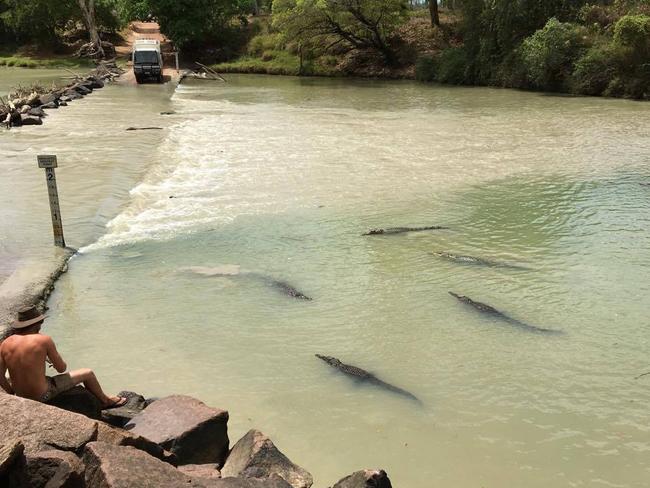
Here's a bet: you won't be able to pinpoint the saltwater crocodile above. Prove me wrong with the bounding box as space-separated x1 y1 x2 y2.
432 252 531 270
181 266 312 300
448 292 561 334
315 354 420 402
363 226 448 236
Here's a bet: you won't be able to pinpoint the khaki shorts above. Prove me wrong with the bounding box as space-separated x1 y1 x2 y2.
40 373 75 403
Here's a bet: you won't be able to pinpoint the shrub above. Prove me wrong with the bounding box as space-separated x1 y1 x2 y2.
247 33 284 56
435 47 470 84
520 18 589 91
415 56 436 82
613 14 650 53
572 44 622 95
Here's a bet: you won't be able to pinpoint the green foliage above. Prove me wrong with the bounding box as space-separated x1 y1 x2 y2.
520 18 588 91
415 55 436 81
613 14 650 51
435 46 469 83
214 50 301 75
247 32 284 56
572 43 621 95
273 0 409 65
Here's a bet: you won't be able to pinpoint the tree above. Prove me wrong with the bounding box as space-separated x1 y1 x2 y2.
273 0 409 65
76 0 104 57
428 0 439 26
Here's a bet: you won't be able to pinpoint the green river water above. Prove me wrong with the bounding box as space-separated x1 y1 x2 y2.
1 70 649 487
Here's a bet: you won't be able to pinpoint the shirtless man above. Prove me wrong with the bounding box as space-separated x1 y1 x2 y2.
0 305 126 408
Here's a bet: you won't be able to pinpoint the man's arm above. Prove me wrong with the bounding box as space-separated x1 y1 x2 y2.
44 336 67 373
0 350 14 394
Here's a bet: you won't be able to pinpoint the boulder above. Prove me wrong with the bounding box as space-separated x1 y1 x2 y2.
59 101 68 107
9 111 22 127
83 442 192 488
95 422 176 465
29 107 46 117
0 438 24 475
101 390 147 428
330 469 392 488
26 91 41 106
0 394 97 454
73 84 92 95
9 449 84 488
63 91 83 100
20 104 31 114
178 463 221 481
86 77 104 89
41 101 59 109
47 385 103 420
125 395 229 466
21 115 43 126
39 93 58 105
213 477 293 488
221 430 312 488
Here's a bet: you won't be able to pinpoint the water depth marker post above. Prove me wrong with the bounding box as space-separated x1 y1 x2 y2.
37 154 65 248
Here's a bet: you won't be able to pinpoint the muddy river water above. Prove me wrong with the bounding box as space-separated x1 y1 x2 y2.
1 69 650 487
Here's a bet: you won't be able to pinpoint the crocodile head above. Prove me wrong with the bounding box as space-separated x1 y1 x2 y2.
315 354 340 367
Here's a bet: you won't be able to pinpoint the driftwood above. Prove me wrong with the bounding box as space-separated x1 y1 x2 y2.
126 127 163 131
179 62 227 84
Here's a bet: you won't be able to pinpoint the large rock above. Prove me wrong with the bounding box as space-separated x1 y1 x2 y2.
125 395 229 466
9 449 84 488
0 394 97 454
73 84 92 95
47 385 103 420
178 463 221 481
213 477 293 488
85 77 105 89
21 115 44 125
0 438 24 475
330 469 392 488
221 430 312 488
29 106 46 117
95 422 176 465
82 442 291 488
101 390 147 428
9 111 22 127
83 442 191 488
39 93 58 106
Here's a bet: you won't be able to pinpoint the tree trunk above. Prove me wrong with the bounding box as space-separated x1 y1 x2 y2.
77 0 105 58
429 0 440 27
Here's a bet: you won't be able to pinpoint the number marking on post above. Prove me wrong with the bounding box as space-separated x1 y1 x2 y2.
37 155 65 248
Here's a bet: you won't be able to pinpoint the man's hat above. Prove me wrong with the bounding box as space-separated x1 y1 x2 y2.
12 305 46 329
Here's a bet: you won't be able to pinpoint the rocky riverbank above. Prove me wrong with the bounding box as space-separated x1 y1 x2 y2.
0 61 124 128
0 389 392 487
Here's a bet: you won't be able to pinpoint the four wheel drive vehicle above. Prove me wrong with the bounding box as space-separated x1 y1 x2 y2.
133 39 163 84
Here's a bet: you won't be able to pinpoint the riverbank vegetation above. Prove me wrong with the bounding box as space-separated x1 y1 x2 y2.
1 0 648 99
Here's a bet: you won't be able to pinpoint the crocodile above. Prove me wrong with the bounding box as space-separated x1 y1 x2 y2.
315 354 420 402
363 226 448 236
432 252 532 270
181 266 312 300
448 292 561 334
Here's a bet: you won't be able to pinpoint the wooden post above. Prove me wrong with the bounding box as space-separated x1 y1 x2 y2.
174 52 179 72
37 155 65 248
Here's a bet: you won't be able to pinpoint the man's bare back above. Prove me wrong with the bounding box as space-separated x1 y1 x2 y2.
1 305 127 408
0 333 65 400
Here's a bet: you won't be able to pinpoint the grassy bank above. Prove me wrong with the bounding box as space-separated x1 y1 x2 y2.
0 51 95 69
